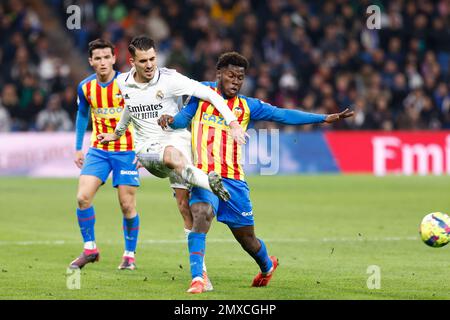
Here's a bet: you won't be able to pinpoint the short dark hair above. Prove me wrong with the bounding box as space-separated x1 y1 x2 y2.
88 39 115 57
128 35 156 57
216 52 249 70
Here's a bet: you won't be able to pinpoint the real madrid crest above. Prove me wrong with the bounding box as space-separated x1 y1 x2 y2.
156 90 164 100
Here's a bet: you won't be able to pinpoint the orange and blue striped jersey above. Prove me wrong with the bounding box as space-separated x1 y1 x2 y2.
76 71 134 152
191 86 251 180
172 82 327 181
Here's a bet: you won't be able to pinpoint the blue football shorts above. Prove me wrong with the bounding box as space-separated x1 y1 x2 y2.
80 147 140 188
189 178 253 228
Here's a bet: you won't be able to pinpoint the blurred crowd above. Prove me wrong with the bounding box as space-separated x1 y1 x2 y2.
0 0 449 132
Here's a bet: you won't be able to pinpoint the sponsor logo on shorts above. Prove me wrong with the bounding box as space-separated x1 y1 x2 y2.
120 170 138 175
241 211 253 217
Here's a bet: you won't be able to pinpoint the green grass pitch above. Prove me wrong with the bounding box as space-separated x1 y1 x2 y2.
0 175 449 300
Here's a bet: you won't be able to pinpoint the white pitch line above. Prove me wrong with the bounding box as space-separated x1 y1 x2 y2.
0 236 419 246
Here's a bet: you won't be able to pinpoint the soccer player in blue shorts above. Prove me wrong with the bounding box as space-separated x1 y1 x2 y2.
158 52 354 293
69 39 140 270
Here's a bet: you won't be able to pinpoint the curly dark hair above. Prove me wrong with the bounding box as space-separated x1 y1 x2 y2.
216 51 249 70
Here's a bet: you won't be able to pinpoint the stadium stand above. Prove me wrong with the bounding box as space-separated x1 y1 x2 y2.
0 0 449 131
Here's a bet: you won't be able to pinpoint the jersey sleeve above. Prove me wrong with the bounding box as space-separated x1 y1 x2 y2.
169 71 199 97
114 104 132 137
169 74 237 125
75 83 90 150
191 82 237 125
247 97 327 125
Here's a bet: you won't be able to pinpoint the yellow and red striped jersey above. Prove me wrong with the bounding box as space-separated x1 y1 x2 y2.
77 72 133 151
191 87 250 180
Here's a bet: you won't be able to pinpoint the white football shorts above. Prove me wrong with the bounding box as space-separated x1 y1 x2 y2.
136 130 192 190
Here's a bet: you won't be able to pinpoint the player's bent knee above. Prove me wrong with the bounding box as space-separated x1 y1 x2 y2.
77 193 92 209
163 147 186 170
119 200 136 217
190 204 214 230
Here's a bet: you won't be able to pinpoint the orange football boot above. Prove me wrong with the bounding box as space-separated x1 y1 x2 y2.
187 277 206 294
251 256 279 287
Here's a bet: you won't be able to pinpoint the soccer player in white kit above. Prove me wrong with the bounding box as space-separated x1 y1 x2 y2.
97 36 247 290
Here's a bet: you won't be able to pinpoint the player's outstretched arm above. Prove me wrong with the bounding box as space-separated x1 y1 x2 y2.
248 97 354 126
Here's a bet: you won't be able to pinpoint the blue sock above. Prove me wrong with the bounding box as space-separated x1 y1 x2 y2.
253 239 273 273
77 207 96 243
188 232 206 279
123 214 140 253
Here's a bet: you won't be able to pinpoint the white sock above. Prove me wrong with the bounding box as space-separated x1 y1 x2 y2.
184 228 191 240
185 228 207 272
84 241 96 250
181 165 212 192
123 251 135 258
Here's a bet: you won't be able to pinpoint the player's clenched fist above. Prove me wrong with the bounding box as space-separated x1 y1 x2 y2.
97 132 120 144
157 114 174 130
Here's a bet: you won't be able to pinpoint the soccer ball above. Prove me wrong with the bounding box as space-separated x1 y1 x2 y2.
419 212 450 248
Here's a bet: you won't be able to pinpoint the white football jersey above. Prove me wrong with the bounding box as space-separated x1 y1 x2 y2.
115 67 197 152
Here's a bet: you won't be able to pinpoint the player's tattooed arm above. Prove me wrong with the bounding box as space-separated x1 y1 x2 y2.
114 104 132 136
97 105 131 144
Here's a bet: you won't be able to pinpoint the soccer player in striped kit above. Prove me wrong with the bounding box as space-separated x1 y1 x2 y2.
69 39 140 271
158 52 354 293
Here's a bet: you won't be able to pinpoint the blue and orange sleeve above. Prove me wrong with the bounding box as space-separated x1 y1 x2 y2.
170 96 199 129
75 83 90 151
246 97 326 125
